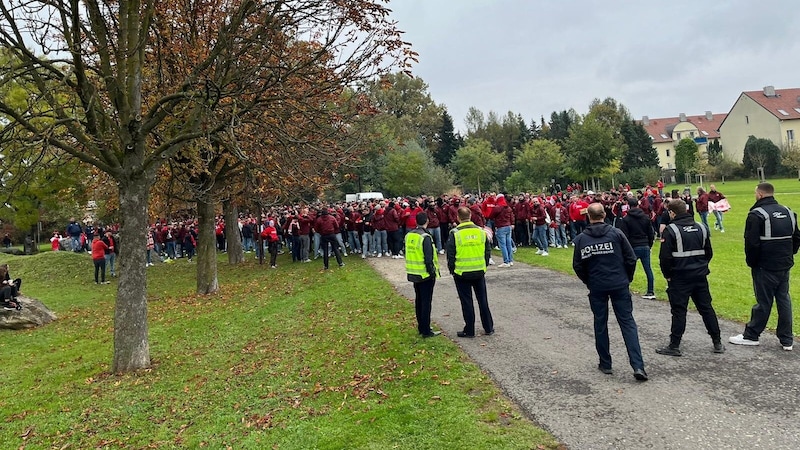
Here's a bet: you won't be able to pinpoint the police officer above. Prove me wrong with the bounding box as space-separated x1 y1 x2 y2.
730 182 800 350
446 207 494 338
656 199 724 356
405 212 440 338
573 203 647 381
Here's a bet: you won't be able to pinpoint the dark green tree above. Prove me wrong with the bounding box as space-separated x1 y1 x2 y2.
433 109 462 166
545 109 579 143
620 119 660 170
743 136 782 177
674 138 700 177
706 138 723 165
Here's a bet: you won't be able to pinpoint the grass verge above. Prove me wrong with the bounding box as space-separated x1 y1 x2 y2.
0 251 560 449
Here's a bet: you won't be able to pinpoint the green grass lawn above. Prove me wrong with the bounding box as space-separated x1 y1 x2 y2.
515 177 800 328
0 251 559 449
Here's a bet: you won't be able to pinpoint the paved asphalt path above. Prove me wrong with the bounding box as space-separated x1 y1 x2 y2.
369 253 800 450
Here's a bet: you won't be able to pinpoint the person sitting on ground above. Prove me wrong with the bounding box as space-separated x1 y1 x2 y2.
0 263 22 310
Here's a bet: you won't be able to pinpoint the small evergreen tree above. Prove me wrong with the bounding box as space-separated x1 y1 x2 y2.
706 138 723 165
674 138 700 177
620 119 660 170
433 109 461 167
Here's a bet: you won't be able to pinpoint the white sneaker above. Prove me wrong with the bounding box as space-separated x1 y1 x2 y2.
362 254 366 259
541 252 549 257
385 252 392 257
535 249 543 255
509 261 514 266
512 247 517 253
488 258 495 265
498 263 510 268
438 249 445 255
729 334 759 346
376 253 381 258
783 345 793 351
721 229 725 233
642 292 656 300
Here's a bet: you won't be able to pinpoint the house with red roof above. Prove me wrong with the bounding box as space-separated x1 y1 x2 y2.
639 112 726 172
718 86 800 163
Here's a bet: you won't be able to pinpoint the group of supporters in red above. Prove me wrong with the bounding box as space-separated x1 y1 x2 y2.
134 181 716 273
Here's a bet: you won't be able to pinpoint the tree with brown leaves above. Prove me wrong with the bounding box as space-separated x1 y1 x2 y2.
0 0 413 373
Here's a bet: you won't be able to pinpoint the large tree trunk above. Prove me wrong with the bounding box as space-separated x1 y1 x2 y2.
224 199 244 264
196 198 219 294
113 176 151 373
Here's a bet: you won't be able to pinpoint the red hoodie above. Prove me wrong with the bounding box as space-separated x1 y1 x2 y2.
489 195 515 228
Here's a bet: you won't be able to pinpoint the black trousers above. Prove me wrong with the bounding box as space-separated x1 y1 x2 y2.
454 275 493 335
745 268 793 346
666 276 721 346
321 234 343 269
93 258 106 283
414 277 436 335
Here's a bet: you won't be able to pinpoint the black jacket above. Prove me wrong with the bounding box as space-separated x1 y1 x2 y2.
659 213 712 280
618 207 654 248
744 196 800 271
572 222 636 291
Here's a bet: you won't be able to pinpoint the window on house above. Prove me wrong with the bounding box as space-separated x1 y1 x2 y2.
666 149 671 157
690 131 695 138
660 134 669 139
701 130 709 136
746 115 749 124
788 129 795 143
778 109 790 116
676 132 682 140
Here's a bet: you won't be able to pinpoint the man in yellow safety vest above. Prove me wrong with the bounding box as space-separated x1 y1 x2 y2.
405 212 441 338
446 207 494 338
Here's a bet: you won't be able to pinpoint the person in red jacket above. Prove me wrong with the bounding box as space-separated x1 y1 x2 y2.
695 187 711 232
372 206 388 257
489 194 515 267
513 195 531 247
91 234 110 284
385 201 403 258
531 198 549 256
261 220 280 268
314 209 344 269
569 194 589 243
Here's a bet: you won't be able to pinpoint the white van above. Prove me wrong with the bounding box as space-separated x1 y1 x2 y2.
356 192 384 202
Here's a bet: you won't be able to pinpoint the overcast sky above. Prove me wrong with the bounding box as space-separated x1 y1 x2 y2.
387 0 800 132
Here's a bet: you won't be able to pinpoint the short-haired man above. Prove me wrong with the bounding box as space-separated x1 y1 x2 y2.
730 183 800 350
573 203 647 381
446 207 494 338
657 199 724 356
405 213 440 338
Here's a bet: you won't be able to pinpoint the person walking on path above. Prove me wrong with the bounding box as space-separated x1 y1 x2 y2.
572 203 647 381
446 207 494 338
656 199 724 356
730 182 800 351
405 212 440 338
617 197 656 299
